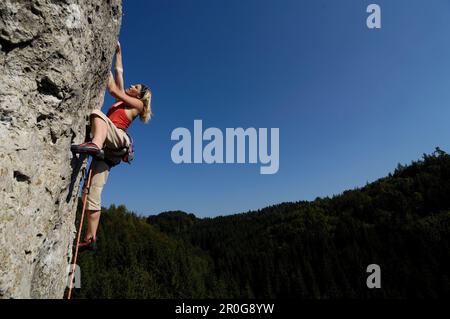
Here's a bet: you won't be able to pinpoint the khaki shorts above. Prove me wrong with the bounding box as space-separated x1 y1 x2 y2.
85 109 131 211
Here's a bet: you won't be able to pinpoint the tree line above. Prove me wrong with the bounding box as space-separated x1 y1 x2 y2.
68 148 450 298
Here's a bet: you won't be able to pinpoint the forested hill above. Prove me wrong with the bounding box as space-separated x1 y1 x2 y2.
70 149 450 299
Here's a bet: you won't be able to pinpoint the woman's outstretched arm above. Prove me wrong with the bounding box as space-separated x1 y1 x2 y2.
107 72 144 112
114 41 125 92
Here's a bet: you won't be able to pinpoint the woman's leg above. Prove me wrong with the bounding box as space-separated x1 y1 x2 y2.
84 159 110 243
84 210 101 241
71 111 110 158
90 115 108 149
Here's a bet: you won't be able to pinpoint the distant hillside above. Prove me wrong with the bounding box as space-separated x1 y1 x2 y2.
69 148 450 298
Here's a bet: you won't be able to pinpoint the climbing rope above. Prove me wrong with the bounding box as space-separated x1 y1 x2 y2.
67 162 93 299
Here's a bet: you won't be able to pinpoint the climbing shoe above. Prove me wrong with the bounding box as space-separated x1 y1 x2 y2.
71 142 104 160
78 237 97 252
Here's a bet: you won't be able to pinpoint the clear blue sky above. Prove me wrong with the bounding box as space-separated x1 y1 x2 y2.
98 0 450 218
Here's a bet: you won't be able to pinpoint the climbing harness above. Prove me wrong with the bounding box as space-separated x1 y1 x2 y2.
67 162 93 299
103 130 135 168
122 131 135 164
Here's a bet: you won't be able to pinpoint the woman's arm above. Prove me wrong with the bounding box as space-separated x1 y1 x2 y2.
114 42 125 93
107 72 144 112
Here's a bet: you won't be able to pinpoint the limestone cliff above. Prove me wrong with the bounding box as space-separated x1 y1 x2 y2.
0 0 122 298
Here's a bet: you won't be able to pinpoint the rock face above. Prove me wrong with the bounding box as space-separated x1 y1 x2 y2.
0 0 122 298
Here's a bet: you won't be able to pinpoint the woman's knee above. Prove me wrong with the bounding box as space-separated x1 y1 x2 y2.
90 113 105 124
90 109 105 117
89 111 107 125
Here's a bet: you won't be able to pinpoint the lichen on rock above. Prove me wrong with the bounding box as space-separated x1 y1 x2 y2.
0 0 122 298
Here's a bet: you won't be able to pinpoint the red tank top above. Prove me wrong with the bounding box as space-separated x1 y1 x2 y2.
107 101 132 130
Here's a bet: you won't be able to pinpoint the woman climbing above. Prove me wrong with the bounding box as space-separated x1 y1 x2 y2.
71 41 152 250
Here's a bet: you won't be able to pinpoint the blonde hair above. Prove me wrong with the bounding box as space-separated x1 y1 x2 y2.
139 87 152 123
